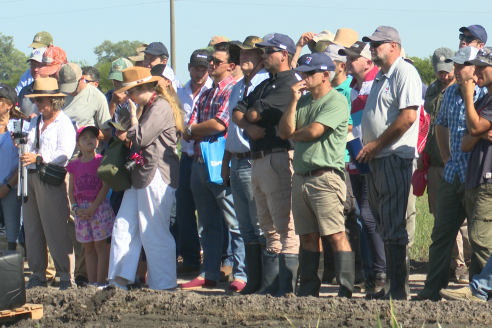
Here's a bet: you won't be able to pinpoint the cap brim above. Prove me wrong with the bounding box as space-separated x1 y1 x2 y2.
143 49 169 57
114 76 163 94
59 81 79 94
445 57 465 64
190 61 210 68
459 27 468 33
29 42 47 48
294 66 322 72
362 36 387 42
108 121 127 131
26 58 42 63
128 55 144 62
78 126 100 139
25 92 66 98
38 64 61 77
338 48 360 57
464 59 492 67
435 62 454 73
255 41 276 48
107 72 123 81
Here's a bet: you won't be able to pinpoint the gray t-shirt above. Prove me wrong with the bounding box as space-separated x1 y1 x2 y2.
62 84 111 129
361 56 422 159
465 93 492 191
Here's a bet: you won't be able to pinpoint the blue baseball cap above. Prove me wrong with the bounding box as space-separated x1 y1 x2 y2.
295 53 336 72
460 25 488 44
256 33 296 55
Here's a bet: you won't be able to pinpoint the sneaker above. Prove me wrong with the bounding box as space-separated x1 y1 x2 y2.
180 277 217 290
439 287 485 302
176 263 201 277
228 279 247 293
360 272 386 293
456 266 469 284
26 276 47 289
59 279 77 290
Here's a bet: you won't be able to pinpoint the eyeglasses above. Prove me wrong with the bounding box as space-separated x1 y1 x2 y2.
263 48 284 55
210 58 229 67
459 33 479 43
302 70 325 76
30 97 46 104
369 41 392 49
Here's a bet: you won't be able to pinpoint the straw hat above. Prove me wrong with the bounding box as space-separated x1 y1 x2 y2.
332 28 359 48
24 78 66 98
114 67 163 94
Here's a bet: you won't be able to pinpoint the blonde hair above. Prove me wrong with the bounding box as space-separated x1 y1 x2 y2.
155 83 184 133
1 98 28 120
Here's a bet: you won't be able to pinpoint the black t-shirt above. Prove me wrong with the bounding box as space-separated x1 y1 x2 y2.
233 70 299 153
465 92 492 191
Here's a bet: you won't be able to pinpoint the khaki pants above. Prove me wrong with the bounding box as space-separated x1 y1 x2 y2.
23 172 74 282
251 151 299 254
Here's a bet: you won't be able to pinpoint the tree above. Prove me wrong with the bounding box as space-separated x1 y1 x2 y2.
408 55 435 86
94 40 143 66
0 33 29 87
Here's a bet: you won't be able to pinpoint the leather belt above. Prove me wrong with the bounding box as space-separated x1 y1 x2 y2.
251 148 288 160
233 151 251 159
192 155 205 164
28 169 37 174
297 167 341 178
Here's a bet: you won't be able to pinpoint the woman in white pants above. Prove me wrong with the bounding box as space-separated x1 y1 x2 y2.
108 67 183 290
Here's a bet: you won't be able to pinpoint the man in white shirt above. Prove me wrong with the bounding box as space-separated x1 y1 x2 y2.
175 49 213 275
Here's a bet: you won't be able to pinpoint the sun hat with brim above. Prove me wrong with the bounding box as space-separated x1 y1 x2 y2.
24 78 66 98
108 121 128 132
128 43 149 62
76 126 100 140
114 67 163 94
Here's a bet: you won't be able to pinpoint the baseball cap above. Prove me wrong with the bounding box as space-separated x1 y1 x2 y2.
231 36 264 50
295 52 336 72
59 63 83 93
26 47 46 63
432 47 454 73
0 83 18 106
338 41 371 60
465 47 492 67
362 26 401 44
332 28 359 48
308 30 335 53
127 43 149 62
190 49 212 67
108 58 133 81
29 31 53 48
37 46 67 76
445 46 479 65
324 44 346 63
143 42 169 57
204 36 230 53
76 126 99 141
459 25 488 44
256 33 296 55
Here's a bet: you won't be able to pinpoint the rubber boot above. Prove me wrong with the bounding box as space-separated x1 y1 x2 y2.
335 251 355 298
7 242 17 251
297 249 322 297
240 243 263 295
276 254 299 297
384 245 409 300
256 250 279 295
321 238 336 284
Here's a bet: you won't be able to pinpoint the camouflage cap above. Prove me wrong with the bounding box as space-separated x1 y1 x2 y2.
127 43 149 62
465 47 492 67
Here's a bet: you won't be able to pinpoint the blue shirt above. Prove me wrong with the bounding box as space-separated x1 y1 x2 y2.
15 69 34 95
225 68 270 153
435 84 487 184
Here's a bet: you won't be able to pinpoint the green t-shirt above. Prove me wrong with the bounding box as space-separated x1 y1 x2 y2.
293 88 349 176
334 76 353 163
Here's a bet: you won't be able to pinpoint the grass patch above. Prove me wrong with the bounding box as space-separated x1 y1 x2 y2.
410 191 433 262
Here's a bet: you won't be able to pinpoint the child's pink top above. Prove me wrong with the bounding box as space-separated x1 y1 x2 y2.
66 154 103 204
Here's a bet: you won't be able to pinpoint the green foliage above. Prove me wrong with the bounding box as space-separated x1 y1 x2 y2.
411 191 433 261
94 40 143 66
0 33 29 86
97 61 113 94
408 55 435 86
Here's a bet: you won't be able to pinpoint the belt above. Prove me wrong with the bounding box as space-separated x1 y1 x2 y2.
297 167 340 178
27 169 37 174
233 151 251 159
251 148 288 160
192 155 205 164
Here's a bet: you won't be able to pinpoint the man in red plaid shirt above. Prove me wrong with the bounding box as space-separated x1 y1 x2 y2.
181 42 247 293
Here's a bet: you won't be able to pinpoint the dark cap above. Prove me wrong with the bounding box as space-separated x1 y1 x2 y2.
295 53 335 72
190 49 211 67
108 121 128 132
0 83 18 106
256 33 296 55
362 26 401 44
465 47 492 67
150 64 166 77
338 41 372 60
143 42 169 57
459 25 488 44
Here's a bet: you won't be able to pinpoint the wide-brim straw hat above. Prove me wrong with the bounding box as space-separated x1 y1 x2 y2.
24 77 66 97
114 67 163 94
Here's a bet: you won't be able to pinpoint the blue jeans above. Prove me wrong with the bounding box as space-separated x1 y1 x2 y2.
191 161 246 282
230 157 265 244
175 153 201 269
1 188 22 243
470 253 492 301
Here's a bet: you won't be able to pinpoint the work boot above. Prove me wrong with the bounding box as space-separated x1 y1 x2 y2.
297 249 322 297
335 251 355 298
240 243 263 295
383 244 409 300
256 250 279 296
321 238 336 284
8 242 17 251
276 253 299 297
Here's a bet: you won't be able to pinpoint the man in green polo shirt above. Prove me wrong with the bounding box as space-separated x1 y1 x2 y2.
279 52 352 298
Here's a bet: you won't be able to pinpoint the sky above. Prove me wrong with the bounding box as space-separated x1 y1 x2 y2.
2 0 491 84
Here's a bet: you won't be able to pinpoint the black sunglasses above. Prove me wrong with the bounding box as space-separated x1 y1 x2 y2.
30 97 46 104
210 58 229 66
369 41 393 49
264 48 284 55
459 33 479 43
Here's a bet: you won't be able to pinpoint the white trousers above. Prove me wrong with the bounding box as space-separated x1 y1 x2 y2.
108 170 177 290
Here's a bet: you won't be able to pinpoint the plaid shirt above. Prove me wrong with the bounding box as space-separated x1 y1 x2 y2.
435 84 487 184
189 75 236 156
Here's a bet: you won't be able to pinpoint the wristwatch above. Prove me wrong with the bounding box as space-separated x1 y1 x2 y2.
36 155 42 165
187 125 193 136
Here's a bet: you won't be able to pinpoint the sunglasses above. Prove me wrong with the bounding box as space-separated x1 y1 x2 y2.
210 58 229 67
369 41 393 49
302 70 325 76
264 48 284 55
30 97 47 104
459 33 479 43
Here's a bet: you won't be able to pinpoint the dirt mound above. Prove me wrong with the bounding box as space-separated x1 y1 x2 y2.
8 287 492 327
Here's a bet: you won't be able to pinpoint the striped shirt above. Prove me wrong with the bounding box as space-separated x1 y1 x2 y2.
435 84 487 184
189 75 236 156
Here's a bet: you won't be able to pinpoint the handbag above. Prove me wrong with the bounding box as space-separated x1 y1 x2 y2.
200 134 227 184
97 136 132 191
34 116 67 186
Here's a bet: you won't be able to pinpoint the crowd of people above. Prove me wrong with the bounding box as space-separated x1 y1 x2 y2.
1 24 492 302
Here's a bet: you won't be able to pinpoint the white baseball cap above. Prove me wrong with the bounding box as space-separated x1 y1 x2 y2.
27 47 46 63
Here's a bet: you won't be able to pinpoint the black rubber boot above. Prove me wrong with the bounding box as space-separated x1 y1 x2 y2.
276 254 299 297
297 249 322 297
256 250 279 296
321 238 336 284
384 244 409 300
335 251 355 298
240 243 263 295
7 242 17 251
